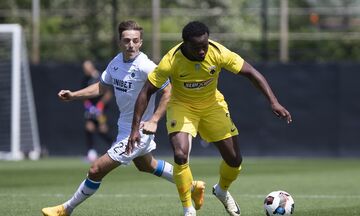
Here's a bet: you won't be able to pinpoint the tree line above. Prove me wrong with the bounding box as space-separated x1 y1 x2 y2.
1 0 359 63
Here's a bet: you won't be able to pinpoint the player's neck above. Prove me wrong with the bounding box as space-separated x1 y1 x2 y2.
123 52 140 63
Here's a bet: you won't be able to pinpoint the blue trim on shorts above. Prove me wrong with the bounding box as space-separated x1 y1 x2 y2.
85 178 101 190
153 160 165 177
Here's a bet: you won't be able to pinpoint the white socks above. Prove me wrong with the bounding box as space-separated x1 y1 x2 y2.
153 160 174 183
214 183 227 197
63 178 101 214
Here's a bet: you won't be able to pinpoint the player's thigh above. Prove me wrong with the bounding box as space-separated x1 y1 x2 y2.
98 123 109 133
198 101 238 143
97 114 108 132
108 133 156 165
166 103 199 137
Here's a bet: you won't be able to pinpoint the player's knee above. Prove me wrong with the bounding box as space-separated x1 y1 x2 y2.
88 163 103 181
174 150 188 165
226 154 242 167
85 121 96 132
234 155 243 167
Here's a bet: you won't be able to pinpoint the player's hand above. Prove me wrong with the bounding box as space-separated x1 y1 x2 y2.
271 102 292 124
58 90 74 101
142 121 158 134
126 129 141 155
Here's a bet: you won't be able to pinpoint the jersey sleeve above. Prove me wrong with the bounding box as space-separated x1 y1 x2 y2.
148 53 172 88
141 58 157 75
220 44 244 74
100 65 112 86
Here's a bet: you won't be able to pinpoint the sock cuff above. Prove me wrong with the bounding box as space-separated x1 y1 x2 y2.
174 162 189 171
221 160 242 172
85 178 101 190
153 160 165 176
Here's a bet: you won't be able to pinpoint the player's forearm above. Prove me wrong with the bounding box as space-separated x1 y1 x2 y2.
250 72 279 105
150 84 171 123
241 62 279 105
132 80 159 130
73 82 102 100
132 90 150 130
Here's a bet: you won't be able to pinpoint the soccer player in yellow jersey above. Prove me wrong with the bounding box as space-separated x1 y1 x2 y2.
128 21 292 216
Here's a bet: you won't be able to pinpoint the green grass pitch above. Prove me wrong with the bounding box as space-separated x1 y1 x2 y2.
1 157 359 215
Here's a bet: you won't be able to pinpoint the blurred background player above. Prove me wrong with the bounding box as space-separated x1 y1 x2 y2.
41 20 204 216
81 60 113 162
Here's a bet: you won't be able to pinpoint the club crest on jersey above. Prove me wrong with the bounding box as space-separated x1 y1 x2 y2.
170 120 177 128
208 65 216 75
131 72 136 78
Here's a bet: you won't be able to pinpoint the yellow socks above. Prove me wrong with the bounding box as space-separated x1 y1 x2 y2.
219 160 241 191
174 163 193 208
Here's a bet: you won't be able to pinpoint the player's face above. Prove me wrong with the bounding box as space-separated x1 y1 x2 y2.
120 30 143 61
183 33 209 61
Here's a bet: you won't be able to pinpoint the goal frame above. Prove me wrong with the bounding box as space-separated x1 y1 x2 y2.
0 24 41 160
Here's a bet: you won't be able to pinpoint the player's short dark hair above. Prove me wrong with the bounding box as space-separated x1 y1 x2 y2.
118 20 143 39
182 21 209 42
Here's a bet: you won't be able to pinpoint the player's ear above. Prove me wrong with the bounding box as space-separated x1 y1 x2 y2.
139 39 143 48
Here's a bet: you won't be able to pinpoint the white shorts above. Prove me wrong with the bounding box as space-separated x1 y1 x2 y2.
107 131 156 165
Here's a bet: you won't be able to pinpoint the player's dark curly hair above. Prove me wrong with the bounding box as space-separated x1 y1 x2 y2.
182 21 209 42
118 20 143 39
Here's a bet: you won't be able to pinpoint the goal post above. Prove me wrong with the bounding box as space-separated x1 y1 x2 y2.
0 24 41 160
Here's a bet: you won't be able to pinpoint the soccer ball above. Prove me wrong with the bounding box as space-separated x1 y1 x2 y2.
264 190 294 216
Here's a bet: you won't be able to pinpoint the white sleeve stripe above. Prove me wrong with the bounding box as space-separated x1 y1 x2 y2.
100 77 112 86
158 79 170 91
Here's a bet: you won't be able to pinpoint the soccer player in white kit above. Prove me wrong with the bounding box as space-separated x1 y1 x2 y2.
42 20 205 216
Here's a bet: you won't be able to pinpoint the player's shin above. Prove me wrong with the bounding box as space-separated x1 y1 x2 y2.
63 178 101 214
152 159 174 183
174 163 193 208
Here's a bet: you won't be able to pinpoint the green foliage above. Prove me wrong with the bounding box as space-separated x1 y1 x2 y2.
1 0 360 62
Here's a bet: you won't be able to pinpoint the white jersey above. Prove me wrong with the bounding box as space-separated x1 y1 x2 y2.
100 52 167 139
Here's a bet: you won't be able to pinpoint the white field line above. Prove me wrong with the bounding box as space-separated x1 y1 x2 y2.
0 193 359 199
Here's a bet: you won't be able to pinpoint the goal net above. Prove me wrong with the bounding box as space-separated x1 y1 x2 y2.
0 24 41 160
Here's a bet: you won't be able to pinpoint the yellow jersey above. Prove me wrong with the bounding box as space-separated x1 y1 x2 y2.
148 40 244 109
